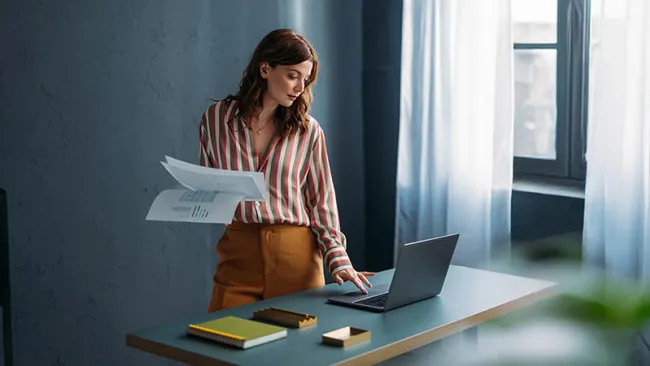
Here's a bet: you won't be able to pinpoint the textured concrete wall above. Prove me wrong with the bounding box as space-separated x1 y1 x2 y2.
0 1 364 365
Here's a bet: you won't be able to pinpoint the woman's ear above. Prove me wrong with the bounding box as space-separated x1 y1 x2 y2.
259 62 270 79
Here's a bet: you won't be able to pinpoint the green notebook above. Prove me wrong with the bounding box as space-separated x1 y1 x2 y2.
187 316 287 349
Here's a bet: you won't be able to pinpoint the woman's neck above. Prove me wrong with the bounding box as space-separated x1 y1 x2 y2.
255 93 278 123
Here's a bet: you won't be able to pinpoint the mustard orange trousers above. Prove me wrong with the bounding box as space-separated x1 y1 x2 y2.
208 222 326 312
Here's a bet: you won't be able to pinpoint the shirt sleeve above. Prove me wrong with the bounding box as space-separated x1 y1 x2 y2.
305 126 353 277
198 109 215 168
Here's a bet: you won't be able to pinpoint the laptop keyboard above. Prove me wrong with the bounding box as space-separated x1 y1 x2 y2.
355 293 388 307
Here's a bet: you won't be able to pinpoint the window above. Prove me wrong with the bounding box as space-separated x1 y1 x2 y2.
512 0 590 181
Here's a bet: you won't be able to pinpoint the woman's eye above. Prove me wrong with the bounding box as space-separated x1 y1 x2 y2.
288 75 298 80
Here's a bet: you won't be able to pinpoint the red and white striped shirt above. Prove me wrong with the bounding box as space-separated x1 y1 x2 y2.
198 100 352 276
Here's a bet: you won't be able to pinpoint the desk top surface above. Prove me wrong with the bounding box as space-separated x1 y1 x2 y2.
126 265 555 366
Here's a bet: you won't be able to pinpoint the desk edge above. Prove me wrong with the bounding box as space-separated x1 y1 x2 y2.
333 284 557 366
126 333 238 366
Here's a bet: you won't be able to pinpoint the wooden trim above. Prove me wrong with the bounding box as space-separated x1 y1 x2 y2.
126 334 237 366
332 286 556 366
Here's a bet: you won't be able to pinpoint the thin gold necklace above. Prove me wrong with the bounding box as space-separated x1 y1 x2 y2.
250 116 273 135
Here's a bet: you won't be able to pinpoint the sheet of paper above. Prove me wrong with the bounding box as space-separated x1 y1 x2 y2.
163 156 267 201
145 190 244 224
161 162 194 190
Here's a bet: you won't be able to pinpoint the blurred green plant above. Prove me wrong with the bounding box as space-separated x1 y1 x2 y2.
552 285 650 329
507 232 650 330
452 233 650 365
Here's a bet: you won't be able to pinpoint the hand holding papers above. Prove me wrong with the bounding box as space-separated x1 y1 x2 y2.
146 156 266 224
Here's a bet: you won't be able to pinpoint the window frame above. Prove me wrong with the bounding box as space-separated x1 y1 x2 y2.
513 0 590 181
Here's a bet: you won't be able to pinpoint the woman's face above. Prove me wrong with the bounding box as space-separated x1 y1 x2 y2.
261 60 313 108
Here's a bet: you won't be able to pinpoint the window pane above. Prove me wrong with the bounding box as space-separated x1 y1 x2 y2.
514 49 557 160
512 0 557 43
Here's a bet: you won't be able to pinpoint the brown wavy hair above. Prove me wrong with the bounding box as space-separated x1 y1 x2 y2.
225 29 319 137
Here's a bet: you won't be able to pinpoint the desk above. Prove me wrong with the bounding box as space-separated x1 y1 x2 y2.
126 266 555 366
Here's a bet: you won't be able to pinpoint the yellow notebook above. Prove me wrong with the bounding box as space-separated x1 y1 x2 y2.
187 316 287 349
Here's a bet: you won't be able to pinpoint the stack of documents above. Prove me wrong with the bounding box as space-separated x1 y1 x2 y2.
145 156 266 224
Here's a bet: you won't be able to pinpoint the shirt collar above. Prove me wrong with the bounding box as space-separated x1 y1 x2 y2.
225 101 246 130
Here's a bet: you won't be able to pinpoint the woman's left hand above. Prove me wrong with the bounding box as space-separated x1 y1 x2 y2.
332 268 376 294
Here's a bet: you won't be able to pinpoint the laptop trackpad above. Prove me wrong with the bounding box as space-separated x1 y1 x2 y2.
331 283 390 302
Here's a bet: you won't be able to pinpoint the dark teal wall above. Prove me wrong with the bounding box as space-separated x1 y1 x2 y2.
512 192 584 242
0 1 364 365
362 0 403 272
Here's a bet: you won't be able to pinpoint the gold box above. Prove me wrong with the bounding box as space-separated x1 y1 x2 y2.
322 327 371 347
252 308 317 328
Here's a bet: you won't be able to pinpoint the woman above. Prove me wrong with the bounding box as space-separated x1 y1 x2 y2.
199 29 374 312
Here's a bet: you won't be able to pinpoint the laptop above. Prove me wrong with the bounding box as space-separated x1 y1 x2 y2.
327 233 459 312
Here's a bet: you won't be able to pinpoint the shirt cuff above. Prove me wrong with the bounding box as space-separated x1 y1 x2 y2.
325 247 353 277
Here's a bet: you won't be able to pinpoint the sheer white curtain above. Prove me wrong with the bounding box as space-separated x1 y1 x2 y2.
583 0 650 280
396 0 514 268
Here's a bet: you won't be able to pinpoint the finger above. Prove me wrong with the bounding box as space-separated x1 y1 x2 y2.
358 273 372 288
359 271 376 277
332 273 344 285
352 276 368 294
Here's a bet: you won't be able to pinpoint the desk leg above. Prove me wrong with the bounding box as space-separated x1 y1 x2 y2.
462 326 478 350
